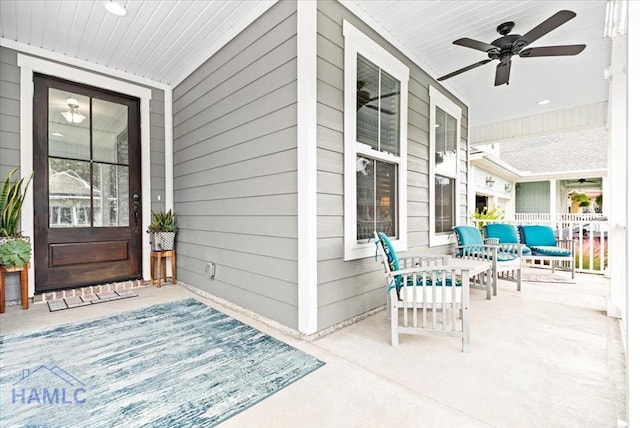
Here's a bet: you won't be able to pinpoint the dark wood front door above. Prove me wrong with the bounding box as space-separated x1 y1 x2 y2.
33 74 142 292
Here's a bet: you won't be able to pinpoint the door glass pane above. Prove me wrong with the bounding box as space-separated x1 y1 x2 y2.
93 163 129 227
48 89 90 160
49 159 91 228
93 99 129 164
48 93 130 229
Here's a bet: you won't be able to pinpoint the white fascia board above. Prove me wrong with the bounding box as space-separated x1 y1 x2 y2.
2 38 168 91
516 169 608 182
470 154 523 179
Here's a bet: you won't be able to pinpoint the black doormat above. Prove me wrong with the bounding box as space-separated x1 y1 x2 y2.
47 289 138 312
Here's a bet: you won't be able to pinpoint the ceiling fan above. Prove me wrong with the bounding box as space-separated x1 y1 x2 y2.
437 10 586 86
570 178 599 193
576 178 599 184
357 80 397 114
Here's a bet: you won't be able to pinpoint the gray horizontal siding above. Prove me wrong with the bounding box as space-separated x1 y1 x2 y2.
0 47 21 301
316 1 469 330
172 0 299 329
149 88 166 213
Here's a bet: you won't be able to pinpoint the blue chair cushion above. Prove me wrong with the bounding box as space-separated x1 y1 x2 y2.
483 223 519 243
387 275 462 293
453 226 484 246
519 225 557 247
377 232 404 291
377 232 399 272
530 246 572 257
496 252 520 262
483 223 532 255
461 248 519 262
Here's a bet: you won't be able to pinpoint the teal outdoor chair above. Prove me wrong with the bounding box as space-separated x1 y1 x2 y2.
373 231 470 351
452 225 522 298
483 223 532 255
518 225 576 278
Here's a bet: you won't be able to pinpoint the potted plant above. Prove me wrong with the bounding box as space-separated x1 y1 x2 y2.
0 167 33 268
147 209 177 251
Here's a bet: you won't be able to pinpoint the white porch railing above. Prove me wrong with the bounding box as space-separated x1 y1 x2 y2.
471 216 608 275
514 213 606 222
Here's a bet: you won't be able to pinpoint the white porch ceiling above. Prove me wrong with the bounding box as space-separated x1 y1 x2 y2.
0 0 611 128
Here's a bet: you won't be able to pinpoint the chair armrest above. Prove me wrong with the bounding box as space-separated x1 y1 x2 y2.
496 243 523 257
556 239 576 254
387 263 451 278
456 244 498 260
396 255 450 270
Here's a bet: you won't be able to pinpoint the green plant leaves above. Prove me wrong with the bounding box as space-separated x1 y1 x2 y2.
1 167 33 237
0 238 32 267
146 209 177 233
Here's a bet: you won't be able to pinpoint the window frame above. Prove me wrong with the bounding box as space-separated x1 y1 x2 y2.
429 86 462 246
343 20 409 261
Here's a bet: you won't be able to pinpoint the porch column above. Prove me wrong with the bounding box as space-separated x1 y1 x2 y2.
626 1 639 424
607 9 627 321
549 179 557 221
296 0 318 334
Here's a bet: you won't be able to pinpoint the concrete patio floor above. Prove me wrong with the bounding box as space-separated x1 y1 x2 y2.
0 267 625 427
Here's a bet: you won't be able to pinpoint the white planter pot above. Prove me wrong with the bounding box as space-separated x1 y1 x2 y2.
149 232 176 251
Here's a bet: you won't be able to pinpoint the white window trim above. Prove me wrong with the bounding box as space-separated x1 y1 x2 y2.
343 20 409 260
429 86 462 246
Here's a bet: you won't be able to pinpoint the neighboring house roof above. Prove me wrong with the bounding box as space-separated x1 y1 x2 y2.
498 127 607 174
50 170 99 197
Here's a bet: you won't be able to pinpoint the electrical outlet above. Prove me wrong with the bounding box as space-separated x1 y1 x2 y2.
205 262 216 279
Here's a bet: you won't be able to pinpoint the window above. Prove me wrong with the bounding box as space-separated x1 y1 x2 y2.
343 21 409 260
429 86 462 246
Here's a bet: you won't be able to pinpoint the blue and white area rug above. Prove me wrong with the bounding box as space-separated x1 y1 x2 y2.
0 298 325 427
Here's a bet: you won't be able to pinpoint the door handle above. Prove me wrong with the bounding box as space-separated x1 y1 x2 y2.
133 204 139 225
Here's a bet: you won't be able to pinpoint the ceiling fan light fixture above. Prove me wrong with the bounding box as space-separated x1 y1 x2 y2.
105 1 127 17
61 98 86 124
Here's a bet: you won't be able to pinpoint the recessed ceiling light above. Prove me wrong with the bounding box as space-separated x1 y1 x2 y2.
105 1 127 16
537 99 551 105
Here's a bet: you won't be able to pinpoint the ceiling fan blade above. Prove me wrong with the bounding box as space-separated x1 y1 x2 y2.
377 91 399 100
494 60 511 86
437 59 493 81
365 104 395 115
453 38 499 53
517 10 577 46
519 44 586 57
